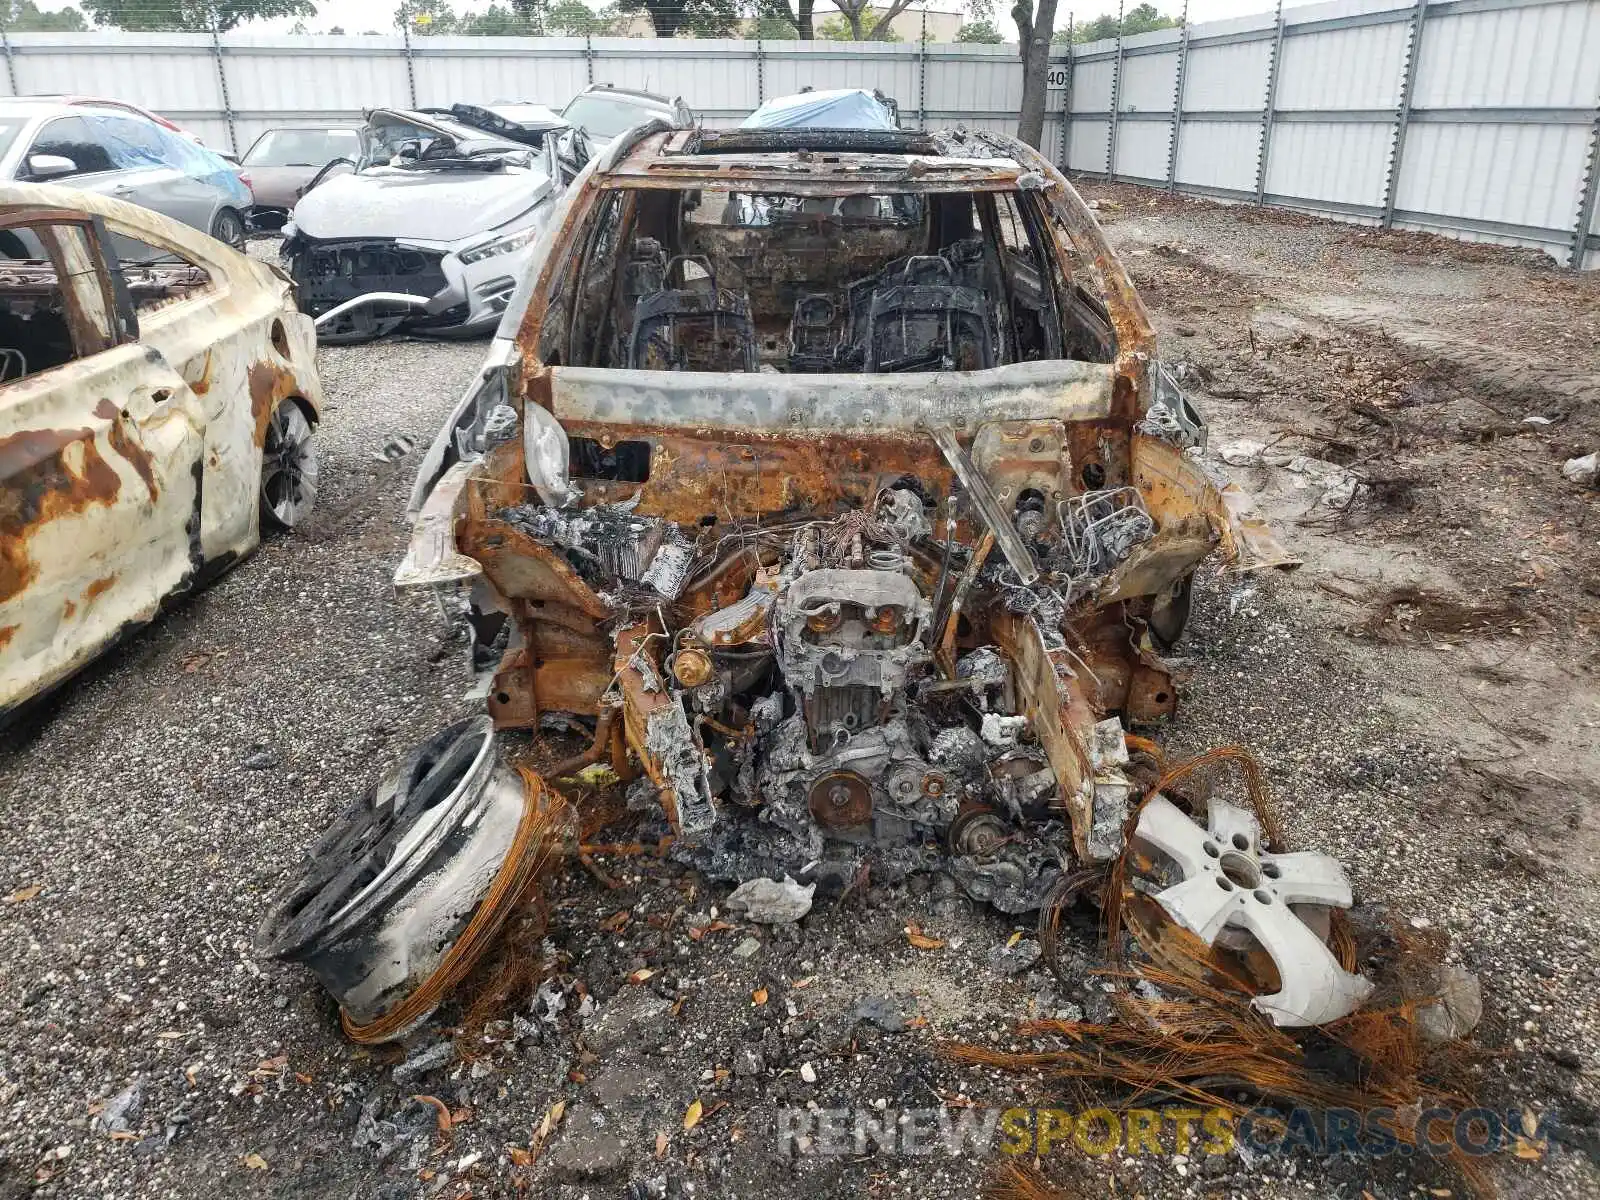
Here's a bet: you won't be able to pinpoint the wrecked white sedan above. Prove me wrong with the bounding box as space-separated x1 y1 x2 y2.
282 105 580 344
0 183 323 722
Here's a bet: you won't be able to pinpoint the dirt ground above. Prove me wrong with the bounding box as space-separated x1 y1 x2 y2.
1 188 1597 1200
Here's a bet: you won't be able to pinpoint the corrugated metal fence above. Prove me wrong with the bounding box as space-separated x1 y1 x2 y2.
1066 0 1600 268
2 0 1596 266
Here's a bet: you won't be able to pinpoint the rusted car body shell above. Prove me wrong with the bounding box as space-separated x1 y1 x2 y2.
0 183 323 720
426 128 1288 858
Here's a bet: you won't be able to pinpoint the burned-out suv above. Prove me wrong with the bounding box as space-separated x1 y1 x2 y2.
398 123 1294 912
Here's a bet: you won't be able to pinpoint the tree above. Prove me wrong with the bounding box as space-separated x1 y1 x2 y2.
1064 5 1179 42
955 18 1002 41
751 0 811 38
81 0 313 30
816 11 898 39
614 0 737 37
1010 0 1057 148
0 0 88 28
825 0 912 41
546 0 621 33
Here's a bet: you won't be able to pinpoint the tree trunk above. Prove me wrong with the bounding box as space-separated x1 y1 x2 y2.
796 0 813 38
1012 0 1058 149
845 8 862 38
645 0 684 37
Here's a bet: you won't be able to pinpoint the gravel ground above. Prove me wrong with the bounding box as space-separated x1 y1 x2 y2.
1 199 1597 1200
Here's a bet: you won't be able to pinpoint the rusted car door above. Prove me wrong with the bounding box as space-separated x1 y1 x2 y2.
0 213 206 715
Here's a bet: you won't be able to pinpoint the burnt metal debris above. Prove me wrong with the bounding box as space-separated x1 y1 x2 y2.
268 124 1383 1041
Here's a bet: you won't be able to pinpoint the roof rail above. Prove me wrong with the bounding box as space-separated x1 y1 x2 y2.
688 128 940 157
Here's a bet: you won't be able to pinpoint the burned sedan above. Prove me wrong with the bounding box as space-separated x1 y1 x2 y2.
280 105 575 343
266 126 1369 1042
1 183 322 721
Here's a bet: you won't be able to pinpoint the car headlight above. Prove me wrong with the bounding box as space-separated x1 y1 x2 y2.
522 399 575 508
459 225 540 265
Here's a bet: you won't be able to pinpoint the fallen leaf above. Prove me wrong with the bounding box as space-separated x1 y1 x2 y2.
526 1099 566 1163
655 1130 669 1158
628 968 656 985
670 995 686 1017
241 1152 268 1171
509 1146 533 1166
109 1131 139 1142
411 1094 453 1136
751 987 768 1006
684 1098 704 1131
6 884 41 904
793 976 816 990
688 920 734 942
567 1070 586 1084
599 910 631 933
905 925 945 951
293 1072 313 1086
1006 930 1023 949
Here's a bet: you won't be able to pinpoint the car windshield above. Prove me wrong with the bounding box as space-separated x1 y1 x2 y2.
361 114 525 167
245 128 361 167
561 94 659 139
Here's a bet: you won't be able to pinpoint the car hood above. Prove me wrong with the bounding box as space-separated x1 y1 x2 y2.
290 166 553 243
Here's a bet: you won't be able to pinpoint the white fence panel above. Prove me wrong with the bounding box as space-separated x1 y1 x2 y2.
1175 120 1263 192
1415 1 1600 109
1118 51 1178 115
1069 59 1115 113
1069 119 1112 174
1275 23 1408 110
1182 40 1274 112
1395 120 1592 237
1115 122 1174 182
3 5 1596 266
1266 121 1393 207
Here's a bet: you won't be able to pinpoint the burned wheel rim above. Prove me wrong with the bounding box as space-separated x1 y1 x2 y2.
260 401 318 530
256 717 532 1034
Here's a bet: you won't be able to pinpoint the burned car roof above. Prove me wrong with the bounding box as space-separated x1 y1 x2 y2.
605 129 1029 192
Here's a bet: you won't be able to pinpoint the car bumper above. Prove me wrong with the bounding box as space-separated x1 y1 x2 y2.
284 230 538 342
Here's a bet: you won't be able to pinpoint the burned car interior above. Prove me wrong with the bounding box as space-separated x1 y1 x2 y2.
0 219 213 384
564 183 1114 376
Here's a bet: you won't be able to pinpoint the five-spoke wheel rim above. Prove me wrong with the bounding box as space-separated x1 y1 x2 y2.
261 401 318 529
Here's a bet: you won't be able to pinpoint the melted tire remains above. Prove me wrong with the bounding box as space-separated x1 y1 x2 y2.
256 717 529 1036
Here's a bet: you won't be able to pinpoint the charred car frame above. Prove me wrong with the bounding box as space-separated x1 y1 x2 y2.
393 122 1297 910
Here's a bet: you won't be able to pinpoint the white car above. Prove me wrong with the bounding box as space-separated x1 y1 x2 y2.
0 183 323 721
281 105 576 343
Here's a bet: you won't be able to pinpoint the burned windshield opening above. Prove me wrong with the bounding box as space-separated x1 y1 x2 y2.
566 185 1115 374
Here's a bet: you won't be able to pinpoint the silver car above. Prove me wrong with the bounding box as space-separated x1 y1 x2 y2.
560 84 694 152
0 97 254 250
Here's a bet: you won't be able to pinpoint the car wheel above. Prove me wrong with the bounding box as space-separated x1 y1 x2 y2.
260 400 318 530
210 207 246 252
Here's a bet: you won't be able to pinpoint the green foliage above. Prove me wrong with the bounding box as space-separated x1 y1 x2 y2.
546 0 622 33
955 18 1002 42
816 12 899 40
746 13 795 37
0 0 88 29
613 0 738 37
1058 3 1179 43
80 0 313 31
